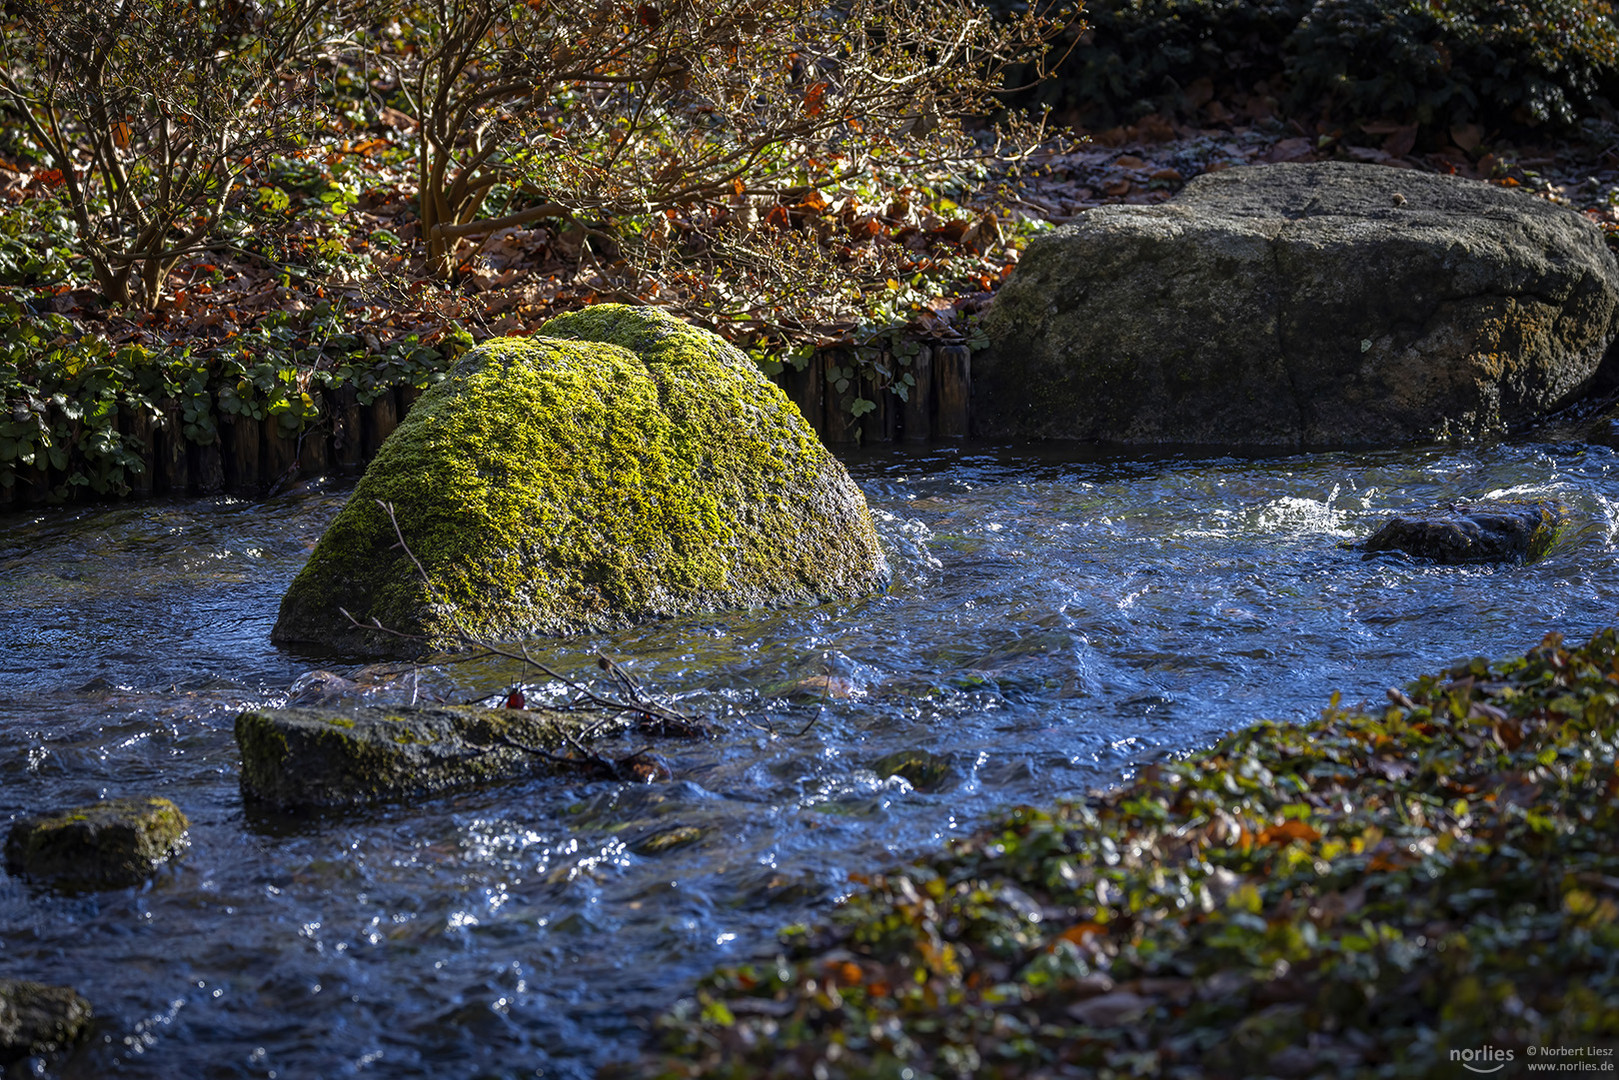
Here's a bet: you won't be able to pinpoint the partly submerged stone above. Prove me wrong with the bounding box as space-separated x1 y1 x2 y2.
235 704 628 810
4 797 188 892
1359 501 1566 564
871 749 956 792
629 824 705 855
272 305 888 657
0 980 92 1065
977 161 1619 446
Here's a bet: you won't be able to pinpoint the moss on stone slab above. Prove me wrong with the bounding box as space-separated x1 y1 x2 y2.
0 979 93 1065
272 304 887 657
235 703 630 810
4 797 188 892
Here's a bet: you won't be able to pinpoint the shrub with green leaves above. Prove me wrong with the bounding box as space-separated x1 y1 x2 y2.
1287 0 1619 132
1013 0 1619 135
0 299 472 500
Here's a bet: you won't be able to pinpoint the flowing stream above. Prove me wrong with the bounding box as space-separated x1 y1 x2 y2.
3 438 1618 1078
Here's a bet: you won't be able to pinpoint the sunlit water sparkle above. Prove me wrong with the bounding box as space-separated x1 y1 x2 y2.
3 439 1617 1078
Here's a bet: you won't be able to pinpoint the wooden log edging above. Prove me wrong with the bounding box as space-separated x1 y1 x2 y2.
0 342 974 508
776 342 973 446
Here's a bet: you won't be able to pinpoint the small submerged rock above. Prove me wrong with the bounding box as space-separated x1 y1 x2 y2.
871 749 956 792
0 979 92 1065
286 669 360 706
4 797 188 892
235 704 630 811
629 824 705 855
1359 500 1565 564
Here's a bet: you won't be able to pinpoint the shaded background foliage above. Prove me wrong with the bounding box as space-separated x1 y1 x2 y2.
1009 0 1619 138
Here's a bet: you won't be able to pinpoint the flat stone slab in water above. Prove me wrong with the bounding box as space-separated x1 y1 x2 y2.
0 979 93 1065
1360 501 1565 564
4 797 188 892
236 704 628 811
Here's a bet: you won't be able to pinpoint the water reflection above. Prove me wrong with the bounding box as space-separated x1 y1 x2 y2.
2 439 1617 1077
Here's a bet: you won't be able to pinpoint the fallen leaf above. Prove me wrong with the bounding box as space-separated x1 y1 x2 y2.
1257 819 1321 845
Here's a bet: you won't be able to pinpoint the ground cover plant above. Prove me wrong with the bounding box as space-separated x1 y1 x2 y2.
629 629 1619 1077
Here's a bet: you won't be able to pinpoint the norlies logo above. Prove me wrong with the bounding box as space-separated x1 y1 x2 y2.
1453 1046 1516 1074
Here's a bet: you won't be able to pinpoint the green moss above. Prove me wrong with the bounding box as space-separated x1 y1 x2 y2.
4 797 189 892
273 305 886 656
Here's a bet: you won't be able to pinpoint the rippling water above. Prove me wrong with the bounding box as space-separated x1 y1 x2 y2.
3 439 1618 1078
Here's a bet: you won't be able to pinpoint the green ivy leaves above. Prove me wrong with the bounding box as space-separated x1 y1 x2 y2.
0 300 472 499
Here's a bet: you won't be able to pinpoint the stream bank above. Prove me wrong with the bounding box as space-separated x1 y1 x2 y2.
4 439 1619 1077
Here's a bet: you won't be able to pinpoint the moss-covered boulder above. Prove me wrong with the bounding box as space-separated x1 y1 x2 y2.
272 305 887 656
4 797 188 892
0 980 92 1065
1360 500 1566 564
235 704 628 810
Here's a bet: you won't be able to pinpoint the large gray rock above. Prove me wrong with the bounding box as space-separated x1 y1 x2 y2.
273 304 888 658
977 161 1619 446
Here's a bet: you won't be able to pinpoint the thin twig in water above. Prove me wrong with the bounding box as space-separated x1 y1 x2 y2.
339 499 710 737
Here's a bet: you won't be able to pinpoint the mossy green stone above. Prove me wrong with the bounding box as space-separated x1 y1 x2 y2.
272 304 886 656
0 979 93 1065
235 704 629 810
4 797 188 892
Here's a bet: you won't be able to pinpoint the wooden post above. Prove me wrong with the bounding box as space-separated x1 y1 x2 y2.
822 349 860 445
119 406 154 496
903 346 934 441
934 344 972 438
262 418 300 493
191 436 225 495
331 386 363 474
861 364 897 444
155 400 187 495
364 389 399 458
221 415 261 495
398 385 422 419
298 418 329 478
785 351 826 437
